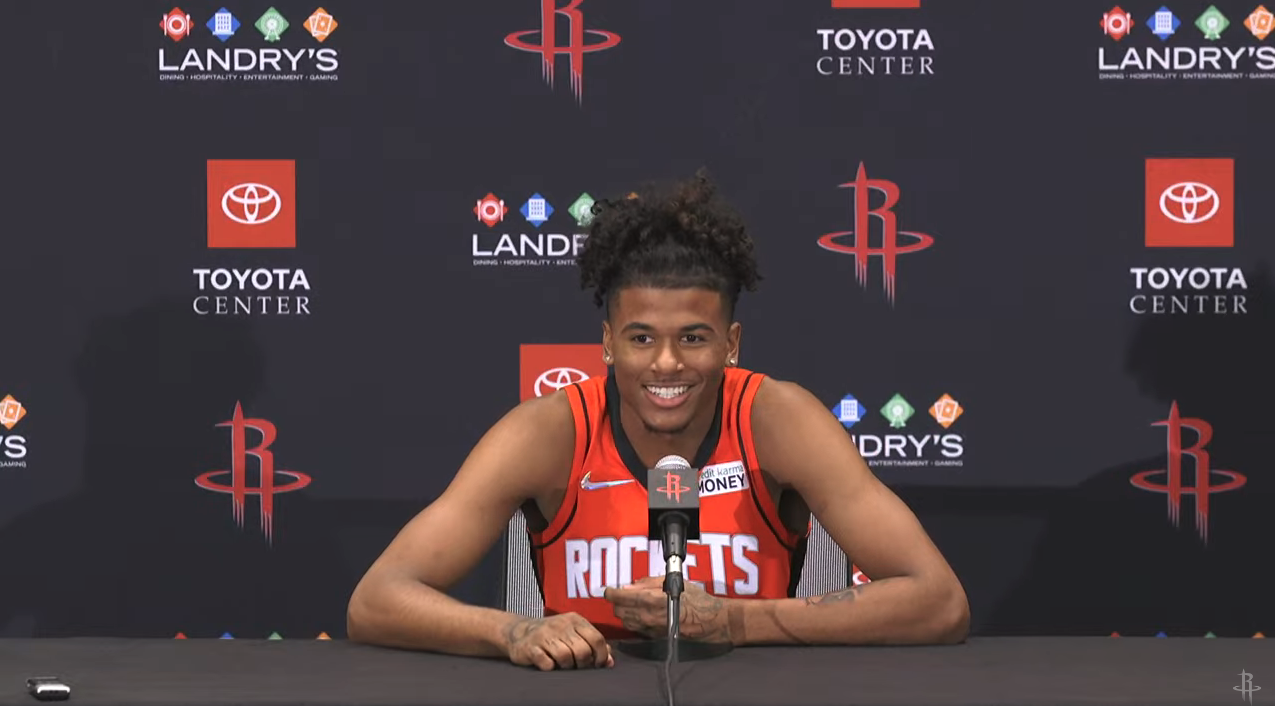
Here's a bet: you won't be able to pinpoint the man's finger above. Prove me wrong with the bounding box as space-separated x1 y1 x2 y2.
602 586 633 604
605 586 663 607
631 589 667 608
574 623 611 668
530 647 556 672
544 639 575 669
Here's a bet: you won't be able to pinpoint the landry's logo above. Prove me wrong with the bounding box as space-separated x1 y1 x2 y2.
1097 5 1275 81
505 0 621 105
158 6 341 82
1130 401 1245 544
817 163 935 306
471 190 593 267
195 403 312 544
832 391 965 468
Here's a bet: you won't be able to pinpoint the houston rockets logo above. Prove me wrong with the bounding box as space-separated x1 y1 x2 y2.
505 0 621 104
817 163 935 306
1129 401 1245 544
195 403 312 544
657 472 689 502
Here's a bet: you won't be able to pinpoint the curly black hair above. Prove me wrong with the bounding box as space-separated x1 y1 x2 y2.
578 169 761 318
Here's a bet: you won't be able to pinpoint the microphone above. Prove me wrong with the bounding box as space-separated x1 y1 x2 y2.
647 455 699 667
617 454 731 666
648 454 700 602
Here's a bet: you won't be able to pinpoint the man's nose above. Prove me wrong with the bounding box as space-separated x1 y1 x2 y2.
653 343 682 373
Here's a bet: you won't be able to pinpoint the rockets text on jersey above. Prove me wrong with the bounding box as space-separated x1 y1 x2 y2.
563 532 761 599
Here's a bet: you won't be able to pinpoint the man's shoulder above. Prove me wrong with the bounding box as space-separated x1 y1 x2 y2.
497 388 577 450
481 391 578 492
513 386 577 424
749 375 830 429
749 374 808 404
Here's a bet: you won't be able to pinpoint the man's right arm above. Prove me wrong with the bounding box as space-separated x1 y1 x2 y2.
345 392 591 663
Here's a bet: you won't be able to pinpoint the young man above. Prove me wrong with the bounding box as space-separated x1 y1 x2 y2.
347 173 969 670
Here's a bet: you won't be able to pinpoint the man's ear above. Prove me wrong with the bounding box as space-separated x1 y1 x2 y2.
727 321 742 365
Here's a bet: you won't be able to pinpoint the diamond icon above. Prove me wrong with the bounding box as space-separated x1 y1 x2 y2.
0 395 25 429
255 7 290 42
1195 5 1229 40
1146 6 1180 40
1246 5 1274 39
206 7 240 41
880 394 914 429
520 194 554 227
568 193 596 227
929 394 963 428
304 8 338 41
831 394 863 429
1102 6 1133 40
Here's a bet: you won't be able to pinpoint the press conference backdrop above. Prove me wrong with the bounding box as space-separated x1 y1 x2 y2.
0 0 1271 641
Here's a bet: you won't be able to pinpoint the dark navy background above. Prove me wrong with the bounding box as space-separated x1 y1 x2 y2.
0 0 1270 639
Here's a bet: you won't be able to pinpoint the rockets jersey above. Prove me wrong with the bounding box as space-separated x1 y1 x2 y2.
529 367 809 638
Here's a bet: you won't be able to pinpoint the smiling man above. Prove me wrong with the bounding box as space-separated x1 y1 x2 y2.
347 171 969 671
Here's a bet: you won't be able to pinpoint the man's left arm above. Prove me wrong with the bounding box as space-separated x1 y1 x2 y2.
729 379 969 646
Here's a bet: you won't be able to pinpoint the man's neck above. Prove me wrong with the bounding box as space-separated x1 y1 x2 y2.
616 401 716 469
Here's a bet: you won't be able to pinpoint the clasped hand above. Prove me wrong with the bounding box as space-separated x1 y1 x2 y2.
504 576 735 671
603 575 734 643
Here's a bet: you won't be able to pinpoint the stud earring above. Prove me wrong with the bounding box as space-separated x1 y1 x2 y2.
603 353 612 364
728 357 737 366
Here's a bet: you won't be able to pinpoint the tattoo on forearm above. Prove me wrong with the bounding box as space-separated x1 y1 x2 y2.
756 579 897 644
504 617 544 648
682 590 732 643
805 585 865 606
618 609 647 635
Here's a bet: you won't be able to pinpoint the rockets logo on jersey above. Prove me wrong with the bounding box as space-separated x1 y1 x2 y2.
564 532 761 599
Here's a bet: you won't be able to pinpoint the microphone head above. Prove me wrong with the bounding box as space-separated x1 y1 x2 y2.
647 456 699 541
654 454 691 471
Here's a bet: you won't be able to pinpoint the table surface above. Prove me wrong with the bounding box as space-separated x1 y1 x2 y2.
0 637 1270 706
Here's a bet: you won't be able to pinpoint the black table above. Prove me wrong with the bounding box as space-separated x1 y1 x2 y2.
0 637 1269 706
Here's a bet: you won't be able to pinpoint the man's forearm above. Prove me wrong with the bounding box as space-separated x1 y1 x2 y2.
347 577 526 657
726 577 968 646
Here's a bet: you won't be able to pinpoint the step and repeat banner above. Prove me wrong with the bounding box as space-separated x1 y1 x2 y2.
1 0 1271 640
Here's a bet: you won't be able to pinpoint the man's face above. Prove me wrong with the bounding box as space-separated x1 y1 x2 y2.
603 286 741 436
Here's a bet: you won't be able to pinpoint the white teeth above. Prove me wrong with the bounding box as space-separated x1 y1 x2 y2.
646 385 689 399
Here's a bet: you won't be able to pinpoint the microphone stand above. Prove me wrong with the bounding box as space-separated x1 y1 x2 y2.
663 539 684 665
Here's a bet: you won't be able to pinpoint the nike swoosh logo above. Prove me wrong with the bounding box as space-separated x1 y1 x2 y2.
580 472 636 491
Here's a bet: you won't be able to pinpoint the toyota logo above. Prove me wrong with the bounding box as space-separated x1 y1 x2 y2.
534 367 590 397
1159 181 1219 225
222 183 282 225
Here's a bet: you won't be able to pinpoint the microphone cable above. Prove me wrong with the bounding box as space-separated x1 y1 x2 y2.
660 645 676 706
